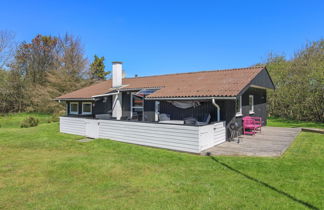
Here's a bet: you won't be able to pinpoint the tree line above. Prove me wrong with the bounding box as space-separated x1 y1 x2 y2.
266 39 324 122
0 31 109 114
0 31 323 122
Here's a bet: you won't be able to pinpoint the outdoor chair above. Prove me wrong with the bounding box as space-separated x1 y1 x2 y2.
242 116 258 135
159 113 171 121
251 116 262 132
184 117 196 125
195 114 211 126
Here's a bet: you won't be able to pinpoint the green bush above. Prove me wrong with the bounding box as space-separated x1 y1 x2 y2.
51 110 65 123
20 117 39 128
51 115 59 123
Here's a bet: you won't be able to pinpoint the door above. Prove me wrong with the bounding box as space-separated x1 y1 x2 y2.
130 93 144 121
85 120 99 138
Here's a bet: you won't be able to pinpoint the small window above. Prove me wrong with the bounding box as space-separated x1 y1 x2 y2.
249 95 254 114
236 96 242 116
82 102 92 115
70 102 79 115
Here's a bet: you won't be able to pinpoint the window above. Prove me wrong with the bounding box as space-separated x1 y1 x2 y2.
131 92 144 121
82 102 92 115
236 96 242 116
70 102 79 115
135 88 158 97
249 95 254 114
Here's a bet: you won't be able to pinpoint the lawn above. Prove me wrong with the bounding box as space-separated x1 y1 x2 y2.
0 114 323 209
0 112 52 128
268 117 324 129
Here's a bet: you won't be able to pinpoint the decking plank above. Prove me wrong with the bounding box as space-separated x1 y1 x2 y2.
202 127 301 157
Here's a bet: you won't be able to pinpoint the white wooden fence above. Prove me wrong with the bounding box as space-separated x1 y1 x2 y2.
60 117 226 153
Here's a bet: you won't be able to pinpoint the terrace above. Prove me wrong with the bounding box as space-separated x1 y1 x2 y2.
202 126 301 157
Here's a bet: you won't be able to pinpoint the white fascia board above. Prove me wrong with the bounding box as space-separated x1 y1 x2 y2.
145 96 236 100
92 92 119 98
54 98 95 101
250 85 269 90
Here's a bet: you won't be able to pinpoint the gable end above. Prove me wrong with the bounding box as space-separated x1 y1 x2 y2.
250 67 275 89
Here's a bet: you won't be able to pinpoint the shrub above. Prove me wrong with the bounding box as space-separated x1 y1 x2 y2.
51 110 65 123
51 115 59 123
20 117 39 128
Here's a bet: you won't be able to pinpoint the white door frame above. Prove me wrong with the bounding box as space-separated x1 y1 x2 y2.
130 92 144 121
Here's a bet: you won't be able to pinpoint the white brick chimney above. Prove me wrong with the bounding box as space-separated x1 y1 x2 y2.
112 61 123 120
112 61 123 88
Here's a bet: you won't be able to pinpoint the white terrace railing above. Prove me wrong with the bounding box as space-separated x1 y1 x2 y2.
60 117 226 153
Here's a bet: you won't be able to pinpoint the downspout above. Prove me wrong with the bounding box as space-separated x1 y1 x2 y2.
212 98 220 122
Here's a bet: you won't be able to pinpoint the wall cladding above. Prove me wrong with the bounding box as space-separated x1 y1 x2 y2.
159 101 221 122
60 117 226 153
60 117 86 136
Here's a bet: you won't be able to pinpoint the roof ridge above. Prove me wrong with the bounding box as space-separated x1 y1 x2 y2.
125 66 264 80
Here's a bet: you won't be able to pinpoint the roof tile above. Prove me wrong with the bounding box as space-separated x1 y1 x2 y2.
56 66 264 99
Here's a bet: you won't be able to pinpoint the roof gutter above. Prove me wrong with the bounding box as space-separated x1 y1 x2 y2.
145 96 236 100
53 98 95 101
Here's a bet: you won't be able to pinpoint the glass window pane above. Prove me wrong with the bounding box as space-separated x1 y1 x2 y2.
131 93 144 121
249 95 254 112
83 103 91 113
71 103 78 112
135 89 158 97
132 95 143 107
236 98 241 113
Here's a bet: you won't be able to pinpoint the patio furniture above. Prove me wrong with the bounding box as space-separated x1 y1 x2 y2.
195 114 211 126
251 116 262 132
229 122 241 143
158 113 185 124
158 120 185 125
184 117 196 125
243 116 258 135
159 113 171 121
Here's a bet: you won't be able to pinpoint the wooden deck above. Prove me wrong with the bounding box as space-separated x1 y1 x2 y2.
202 127 301 157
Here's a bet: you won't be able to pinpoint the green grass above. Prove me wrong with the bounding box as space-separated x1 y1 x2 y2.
268 117 324 129
0 112 52 128
0 114 323 209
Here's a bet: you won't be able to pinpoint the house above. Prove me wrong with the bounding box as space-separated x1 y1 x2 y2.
56 62 275 153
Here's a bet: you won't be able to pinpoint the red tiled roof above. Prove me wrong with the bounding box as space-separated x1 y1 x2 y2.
56 66 264 99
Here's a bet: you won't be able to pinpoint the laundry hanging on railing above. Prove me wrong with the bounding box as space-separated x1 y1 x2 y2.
167 101 200 109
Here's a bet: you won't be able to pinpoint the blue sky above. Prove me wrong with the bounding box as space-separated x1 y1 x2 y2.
1 0 323 77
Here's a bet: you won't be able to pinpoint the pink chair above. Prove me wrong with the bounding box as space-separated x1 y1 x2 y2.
243 116 258 135
251 117 262 132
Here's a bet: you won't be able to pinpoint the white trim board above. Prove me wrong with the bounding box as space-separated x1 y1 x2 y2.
145 96 236 100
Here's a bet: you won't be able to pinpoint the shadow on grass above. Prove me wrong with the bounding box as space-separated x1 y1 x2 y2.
208 155 318 210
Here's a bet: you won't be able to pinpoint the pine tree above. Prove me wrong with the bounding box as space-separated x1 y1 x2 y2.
90 55 109 80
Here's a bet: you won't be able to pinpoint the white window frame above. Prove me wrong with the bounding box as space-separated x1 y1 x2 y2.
130 92 144 121
236 96 242 117
249 95 254 114
70 102 79 115
82 102 92 115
